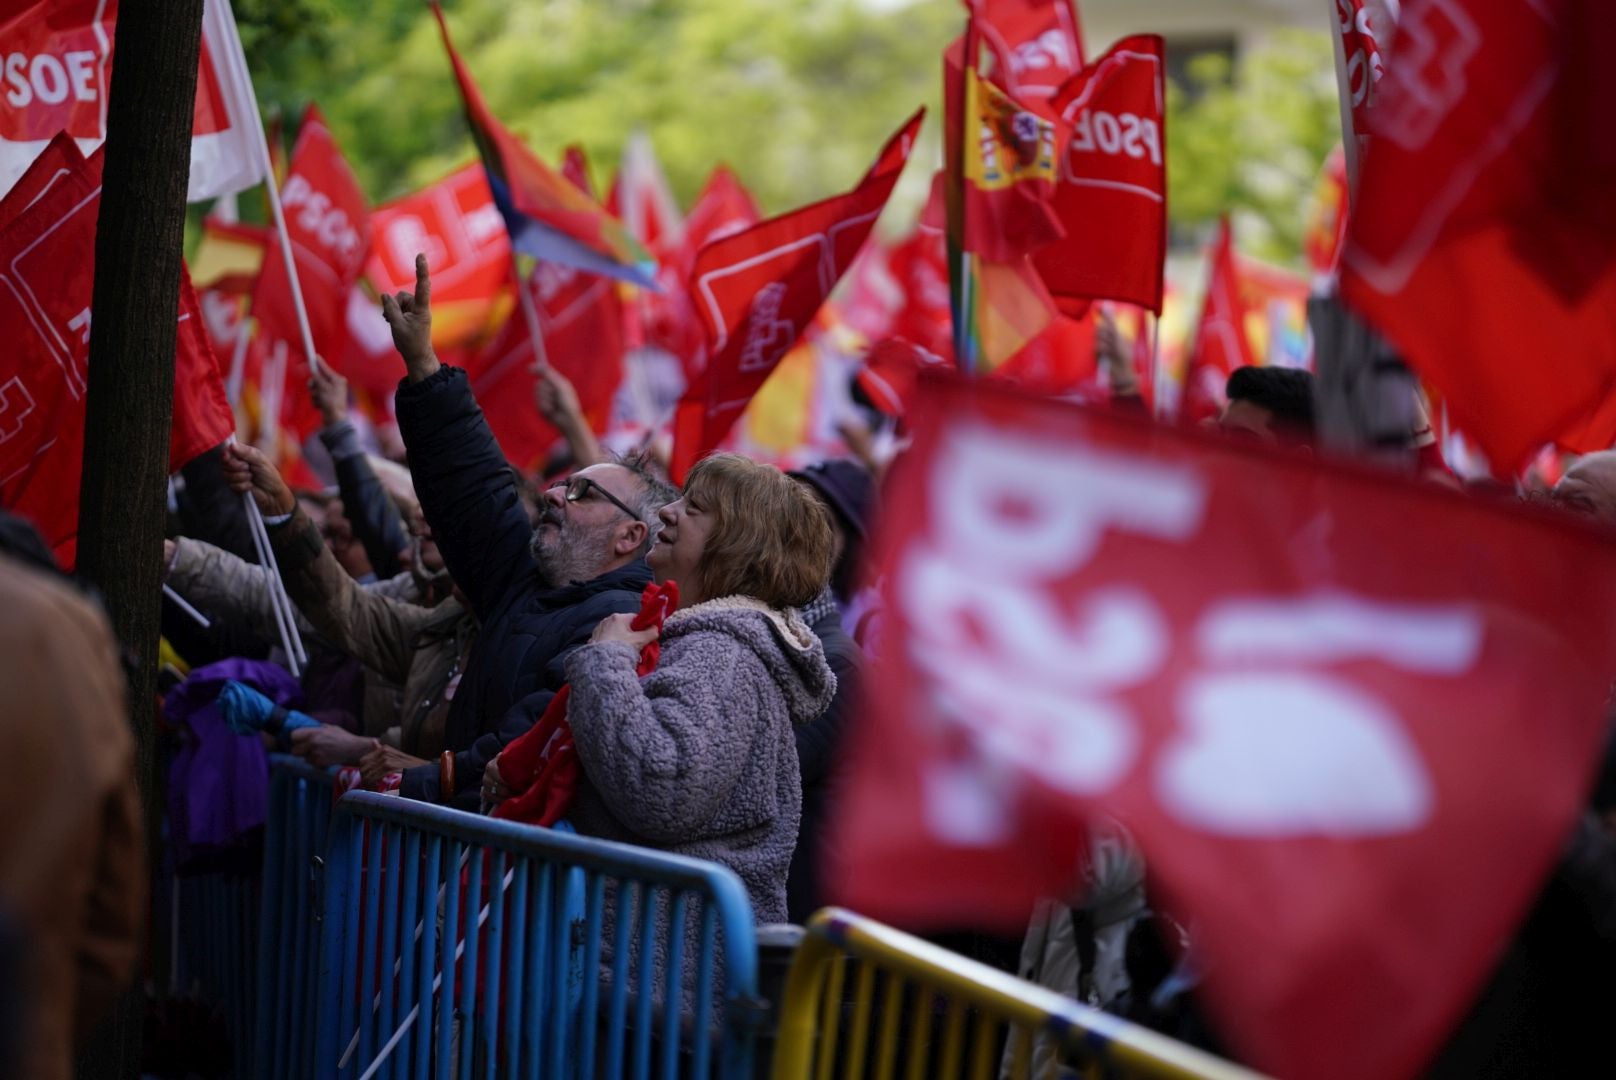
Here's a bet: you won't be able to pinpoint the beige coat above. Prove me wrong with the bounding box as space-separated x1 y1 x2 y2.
0 555 143 1080
269 511 473 756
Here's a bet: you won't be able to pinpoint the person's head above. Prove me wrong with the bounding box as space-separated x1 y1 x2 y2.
530 451 676 588
651 453 834 610
789 458 875 603
1551 451 1616 527
1220 367 1316 447
301 491 374 581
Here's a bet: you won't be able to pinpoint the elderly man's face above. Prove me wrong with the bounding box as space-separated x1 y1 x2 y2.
1552 453 1616 526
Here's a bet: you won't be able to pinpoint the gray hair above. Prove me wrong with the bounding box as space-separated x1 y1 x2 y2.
613 450 679 556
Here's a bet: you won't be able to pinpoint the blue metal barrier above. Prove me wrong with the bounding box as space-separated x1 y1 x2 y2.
254 755 339 1079
312 792 763 1079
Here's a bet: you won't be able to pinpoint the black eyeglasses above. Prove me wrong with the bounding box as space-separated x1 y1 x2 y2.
556 475 640 522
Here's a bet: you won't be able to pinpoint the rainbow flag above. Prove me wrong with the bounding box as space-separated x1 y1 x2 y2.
431 4 656 288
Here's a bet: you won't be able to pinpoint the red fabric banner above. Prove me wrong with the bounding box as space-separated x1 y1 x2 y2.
0 145 232 564
1033 34 1168 313
671 109 923 481
832 372 1616 1080
0 0 263 201
250 104 371 441
365 163 508 352
465 262 625 474
966 0 1087 101
1182 218 1254 422
1341 0 1616 471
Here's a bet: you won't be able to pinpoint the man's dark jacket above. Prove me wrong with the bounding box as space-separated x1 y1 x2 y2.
393 366 648 804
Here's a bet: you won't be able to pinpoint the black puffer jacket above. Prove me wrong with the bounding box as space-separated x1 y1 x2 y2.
394 366 649 803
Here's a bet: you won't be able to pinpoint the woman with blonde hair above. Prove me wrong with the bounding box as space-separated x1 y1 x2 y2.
493 452 838 922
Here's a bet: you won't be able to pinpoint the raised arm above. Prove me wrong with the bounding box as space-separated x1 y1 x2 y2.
310 363 410 580
220 441 427 684
383 254 536 619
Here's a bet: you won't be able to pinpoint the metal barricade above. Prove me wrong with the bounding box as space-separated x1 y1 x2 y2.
772 908 1268 1080
255 754 339 1079
312 792 764 1079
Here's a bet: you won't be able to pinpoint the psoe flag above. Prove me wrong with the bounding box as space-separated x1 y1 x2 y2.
0 0 266 202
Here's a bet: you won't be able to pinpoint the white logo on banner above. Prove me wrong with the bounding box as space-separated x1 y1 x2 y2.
902 423 1471 841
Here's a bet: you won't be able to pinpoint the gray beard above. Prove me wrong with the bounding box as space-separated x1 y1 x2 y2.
529 518 611 588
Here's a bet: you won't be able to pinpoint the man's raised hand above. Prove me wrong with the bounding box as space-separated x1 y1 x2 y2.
381 252 439 383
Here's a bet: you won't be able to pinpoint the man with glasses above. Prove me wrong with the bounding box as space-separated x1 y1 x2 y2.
381 254 678 807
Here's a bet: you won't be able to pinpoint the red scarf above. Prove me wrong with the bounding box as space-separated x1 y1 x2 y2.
492 580 679 826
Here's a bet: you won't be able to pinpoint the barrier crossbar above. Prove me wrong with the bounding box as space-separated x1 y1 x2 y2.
311 792 763 1079
772 908 1269 1080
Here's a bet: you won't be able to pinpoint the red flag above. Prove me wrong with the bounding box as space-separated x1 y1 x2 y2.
833 372 1616 1080
559 144 594 198
1182 219 1254 422
1303 144 1350 276
681 165 761 258
1341 0 1616 472
886 217 955 363
0 147 232 564
250 104 371 441
465 262 626 474
0 0 264 202
671 109 924 482
946 33 1068 263
1330 0 1392 173
1033 34 1168 313
365 163 509 352
967 0 1086 101
0 131 85 228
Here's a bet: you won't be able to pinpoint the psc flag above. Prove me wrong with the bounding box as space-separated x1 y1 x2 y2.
669 109 923 483
430 2 655 289
249 104 370 441
1341 0 1616 472
1033 34 1168 314
966 0 1086 102
0 0 265 202
831 371 1616 1080
0 144 232 565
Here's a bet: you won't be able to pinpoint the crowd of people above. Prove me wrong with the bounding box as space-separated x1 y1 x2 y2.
6 246 1616 1079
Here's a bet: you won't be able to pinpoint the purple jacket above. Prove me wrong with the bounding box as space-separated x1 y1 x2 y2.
165 658 303 866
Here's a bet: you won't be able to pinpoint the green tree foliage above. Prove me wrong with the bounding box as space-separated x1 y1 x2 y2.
239 0 958 214
233 2 1337 264
1166 29 1342 264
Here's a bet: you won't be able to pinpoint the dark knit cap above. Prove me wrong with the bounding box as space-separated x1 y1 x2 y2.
788 459 874 539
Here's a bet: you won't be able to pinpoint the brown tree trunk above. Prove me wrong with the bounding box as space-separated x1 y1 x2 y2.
73 1 205 1077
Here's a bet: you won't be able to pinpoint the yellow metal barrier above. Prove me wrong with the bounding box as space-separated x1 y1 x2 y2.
773 908 1269 1080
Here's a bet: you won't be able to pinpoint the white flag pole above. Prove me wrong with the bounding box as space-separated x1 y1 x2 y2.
510 249 551 373
212 0 326 378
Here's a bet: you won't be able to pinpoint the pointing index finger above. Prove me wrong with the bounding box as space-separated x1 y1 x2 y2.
414 253 431 310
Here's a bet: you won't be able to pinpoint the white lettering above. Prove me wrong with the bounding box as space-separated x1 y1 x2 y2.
29 54 68 105
68 307 92 346
65 50 96 101
1066 110 1162 167
4 54 32 107
930 424 1205 582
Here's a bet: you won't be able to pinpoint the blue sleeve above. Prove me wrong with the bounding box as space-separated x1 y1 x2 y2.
393 367 536 621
